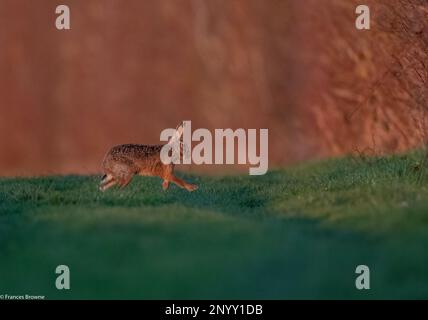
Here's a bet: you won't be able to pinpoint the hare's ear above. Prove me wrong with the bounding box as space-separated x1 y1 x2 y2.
168 122 184 145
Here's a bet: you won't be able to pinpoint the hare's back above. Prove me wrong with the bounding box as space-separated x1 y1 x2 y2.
108 144 161 157
103 144 163 168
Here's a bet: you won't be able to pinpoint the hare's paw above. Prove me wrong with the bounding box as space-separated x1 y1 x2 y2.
186 184 198 192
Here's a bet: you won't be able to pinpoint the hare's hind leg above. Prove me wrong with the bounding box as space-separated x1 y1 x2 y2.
101 180 117 191
118 173 134 189
109 158 137 190
99 173 132 191
99 174 117 192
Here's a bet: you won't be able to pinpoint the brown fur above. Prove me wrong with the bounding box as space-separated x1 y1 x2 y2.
99 144 197 192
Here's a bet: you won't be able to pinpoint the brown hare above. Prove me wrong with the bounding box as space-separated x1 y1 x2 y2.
99 124 198 192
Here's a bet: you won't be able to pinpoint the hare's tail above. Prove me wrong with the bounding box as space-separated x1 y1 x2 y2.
101 174 107 182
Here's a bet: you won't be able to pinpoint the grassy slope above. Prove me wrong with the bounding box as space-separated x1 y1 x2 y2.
1 152 428 299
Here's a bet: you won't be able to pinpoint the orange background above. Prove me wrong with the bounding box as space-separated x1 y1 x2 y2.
0 0 426 175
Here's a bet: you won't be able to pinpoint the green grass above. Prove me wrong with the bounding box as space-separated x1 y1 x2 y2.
1 151 428 299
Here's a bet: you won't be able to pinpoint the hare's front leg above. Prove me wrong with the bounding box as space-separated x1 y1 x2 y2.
162 180 170 191
169 175 198 192
161 164 197 192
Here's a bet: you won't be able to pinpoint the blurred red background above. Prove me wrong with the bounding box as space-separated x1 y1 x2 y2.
0 0 427 176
